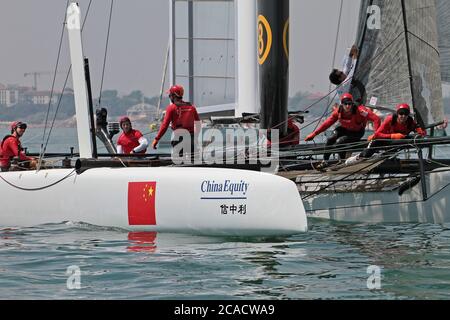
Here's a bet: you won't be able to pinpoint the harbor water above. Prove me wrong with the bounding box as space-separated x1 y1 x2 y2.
0 127 449 300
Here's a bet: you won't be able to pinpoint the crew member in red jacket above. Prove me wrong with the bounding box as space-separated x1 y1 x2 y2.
305 93 380 169
116 117 148 154
346 103 426 164
0 121 36 171
152 85 200 155
279 118 301 146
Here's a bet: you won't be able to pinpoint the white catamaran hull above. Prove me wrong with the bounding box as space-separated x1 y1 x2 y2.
303 168 450 223
0 167 307 236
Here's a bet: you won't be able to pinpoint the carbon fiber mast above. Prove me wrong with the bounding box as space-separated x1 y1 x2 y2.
257 0 289 138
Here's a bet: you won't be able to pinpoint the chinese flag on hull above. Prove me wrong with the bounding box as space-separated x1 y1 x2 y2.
128 182 157 225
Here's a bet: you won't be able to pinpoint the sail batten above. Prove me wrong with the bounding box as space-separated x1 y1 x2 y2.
353 0 444 127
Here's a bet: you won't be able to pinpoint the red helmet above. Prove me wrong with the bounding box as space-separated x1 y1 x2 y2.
340 93 353 103
396 103 410 113
11 121 27 131
166 85 184 98
119 116 131 127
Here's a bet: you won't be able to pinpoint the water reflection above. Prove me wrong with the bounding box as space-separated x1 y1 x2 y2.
127 231 157 253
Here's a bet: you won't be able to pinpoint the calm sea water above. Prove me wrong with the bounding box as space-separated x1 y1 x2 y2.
1 222 449 300
1 127 450 300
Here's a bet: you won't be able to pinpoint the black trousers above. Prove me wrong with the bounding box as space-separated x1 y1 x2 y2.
360 139 407 159
324 126 365 161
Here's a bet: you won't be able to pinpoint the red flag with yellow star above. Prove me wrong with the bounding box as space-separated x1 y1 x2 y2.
128 182 157 225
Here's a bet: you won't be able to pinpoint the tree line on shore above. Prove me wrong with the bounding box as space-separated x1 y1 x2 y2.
2 89 450 124
0 90 168 124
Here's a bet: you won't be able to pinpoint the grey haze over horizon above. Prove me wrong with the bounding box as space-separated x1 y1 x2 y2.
2 0 369 99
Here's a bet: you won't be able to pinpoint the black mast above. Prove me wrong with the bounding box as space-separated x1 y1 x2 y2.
401 0 422 127
84 57 98 158
257 0 289 138
352 0 374 89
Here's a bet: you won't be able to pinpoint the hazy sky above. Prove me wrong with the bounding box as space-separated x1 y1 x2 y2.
0 0 361 97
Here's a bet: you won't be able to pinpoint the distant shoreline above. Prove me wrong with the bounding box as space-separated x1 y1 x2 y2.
0 118 152 129
0 120 76 129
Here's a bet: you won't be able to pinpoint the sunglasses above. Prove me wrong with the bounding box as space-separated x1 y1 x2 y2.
342 100 353 106
397 110 409 116
17 123 27 129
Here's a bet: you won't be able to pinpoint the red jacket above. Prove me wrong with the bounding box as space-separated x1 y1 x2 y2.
373 114 426 139
0 135 32 169
314 105 381 135
117 129 146 154
155 102 200 141
279 118 301 146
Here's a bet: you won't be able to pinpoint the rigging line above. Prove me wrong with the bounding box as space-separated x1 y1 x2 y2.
223 0 232 99
288 139 369 156
0 169 76 192
39 0 93 167
116 157 127 167
98 0 114 106
81 0 93 31
299 71 412 134
299 174 413 184
351 0 373 85
38 66 73 170
40 0 70 163
326 0 344 108
405 30 440 56
299 32 406 131
289 77 347 121
353 32 405 77
401 0 417 120
302 150 401 201
311 93 337 133
271 89 336 132
304 198 425 212
306 176 450 212
304 142 367 157
427 158 450 168
301 84 340 113
270 89 337 132
281 140 440 160
157 39 171 120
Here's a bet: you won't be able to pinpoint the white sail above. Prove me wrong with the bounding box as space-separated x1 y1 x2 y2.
170 0 236 115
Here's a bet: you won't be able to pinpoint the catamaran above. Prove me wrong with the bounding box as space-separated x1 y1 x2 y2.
282 0 450 223
0 2 307 236
168 0 450 223
3 0 450 229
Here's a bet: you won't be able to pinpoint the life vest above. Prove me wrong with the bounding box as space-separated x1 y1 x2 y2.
117 129 146 154
155 101 200 142
173 102 198 130
279 119 301 146
391 114 417 134
1 135 22 153
337 105 368 132
1 135 15 148
0 135 22 169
